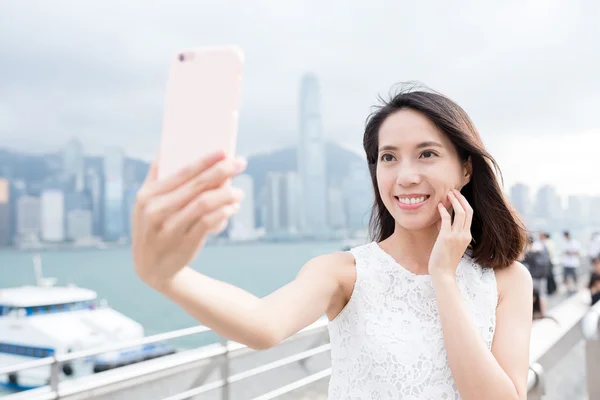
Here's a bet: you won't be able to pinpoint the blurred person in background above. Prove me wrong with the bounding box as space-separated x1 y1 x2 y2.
589 273 600 306
532 288 546 320
132 87 532 399
593 255 600 275
589 232 600 264
562 231 581 296
540 232 557 296
523 235 551 301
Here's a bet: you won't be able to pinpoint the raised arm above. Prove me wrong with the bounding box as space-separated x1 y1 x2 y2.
132 151 348 349
158 252 347 349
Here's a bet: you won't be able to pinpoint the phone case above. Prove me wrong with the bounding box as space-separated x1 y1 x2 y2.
157 46 244 180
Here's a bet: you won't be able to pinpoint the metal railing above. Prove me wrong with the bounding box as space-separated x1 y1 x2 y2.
1 318 330 400
3 289 600 400
526 290 600 399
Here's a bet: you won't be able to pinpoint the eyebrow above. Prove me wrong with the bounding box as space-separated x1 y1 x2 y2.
378 141 444 152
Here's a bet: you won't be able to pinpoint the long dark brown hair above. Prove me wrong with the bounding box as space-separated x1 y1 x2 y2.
364 84 527 269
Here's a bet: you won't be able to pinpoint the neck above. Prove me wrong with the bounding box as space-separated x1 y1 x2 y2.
379 223 439 275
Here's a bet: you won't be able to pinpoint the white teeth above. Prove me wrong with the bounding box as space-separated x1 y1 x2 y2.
398 196 426 205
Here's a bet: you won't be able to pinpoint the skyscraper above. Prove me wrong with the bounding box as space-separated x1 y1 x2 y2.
17 196 41 240
534 185 562 220
104 147 125 241
297 73 328 236
262 172 301 235
86 167 103 236
229 174 256 241
0 178 10 246
63 138 85 192
41 189 65 242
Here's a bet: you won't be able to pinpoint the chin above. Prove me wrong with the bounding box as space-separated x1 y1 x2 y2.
394 214 438 231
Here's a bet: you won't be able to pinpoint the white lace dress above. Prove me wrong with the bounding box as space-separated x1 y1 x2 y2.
327 242 498 399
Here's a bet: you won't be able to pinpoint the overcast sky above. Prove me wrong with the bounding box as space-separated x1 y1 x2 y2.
0 0 598 197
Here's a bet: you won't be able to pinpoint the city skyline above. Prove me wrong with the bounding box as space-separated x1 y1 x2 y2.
0 73 381 247
1 1 599 197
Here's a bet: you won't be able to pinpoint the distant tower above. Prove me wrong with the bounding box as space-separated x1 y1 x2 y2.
297 73 327 236
103 147 125 241
229 174 257 241
63 138 85 192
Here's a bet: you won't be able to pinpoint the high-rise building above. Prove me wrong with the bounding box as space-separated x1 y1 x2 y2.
0 178 10 246
86 167 103 236
67 209 93 241
104 147 125 241
229 174 256 241
9 180 26 242
17 196 41 239
297 73 327 236
262 172 301 235
534 185 562 221
63 138 85 192
41 189 65 242
509 183 531 217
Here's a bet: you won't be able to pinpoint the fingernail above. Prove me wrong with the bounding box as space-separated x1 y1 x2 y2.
232 187 244 200
234 157 247 172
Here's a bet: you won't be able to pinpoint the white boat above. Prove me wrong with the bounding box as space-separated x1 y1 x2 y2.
0 255 175 391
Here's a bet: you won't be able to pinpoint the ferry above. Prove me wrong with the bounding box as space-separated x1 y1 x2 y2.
0 255 175 391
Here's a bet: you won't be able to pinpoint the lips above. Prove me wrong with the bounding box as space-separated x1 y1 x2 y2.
395 195 430 205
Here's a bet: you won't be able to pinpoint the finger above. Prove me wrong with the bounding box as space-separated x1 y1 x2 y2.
437 203 452 233
146 158 246 224
135 151 226 209
157 150 228 195
186 202 241 240
162 185 244 234
447 191 465 232
453 189 473 230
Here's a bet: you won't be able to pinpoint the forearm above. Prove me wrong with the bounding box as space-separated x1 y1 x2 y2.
158 266 275 349
433 274 520 400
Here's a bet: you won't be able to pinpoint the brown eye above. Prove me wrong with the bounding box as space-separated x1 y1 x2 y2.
380 154 396 162
420 150 438 159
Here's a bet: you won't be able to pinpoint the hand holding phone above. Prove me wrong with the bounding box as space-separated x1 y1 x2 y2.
132 46 246 287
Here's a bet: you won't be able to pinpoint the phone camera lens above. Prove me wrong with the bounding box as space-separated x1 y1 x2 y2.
178 54 185 62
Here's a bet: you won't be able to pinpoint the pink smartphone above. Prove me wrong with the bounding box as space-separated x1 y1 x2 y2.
157 46 244 180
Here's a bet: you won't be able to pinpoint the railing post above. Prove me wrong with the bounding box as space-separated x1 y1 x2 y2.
50 354 61 397
583 308 600 399
220 337 230 400
528 363 545 400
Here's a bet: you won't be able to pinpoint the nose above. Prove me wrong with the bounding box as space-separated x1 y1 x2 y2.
395 161 422 187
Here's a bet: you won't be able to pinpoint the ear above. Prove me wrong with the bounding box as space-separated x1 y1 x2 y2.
461 156 472 187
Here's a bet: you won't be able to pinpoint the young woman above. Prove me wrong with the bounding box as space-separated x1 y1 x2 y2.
132 87 533 399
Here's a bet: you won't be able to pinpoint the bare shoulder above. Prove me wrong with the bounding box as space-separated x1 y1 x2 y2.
495 261 533 304
298 251 357 320
298 251 356 282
